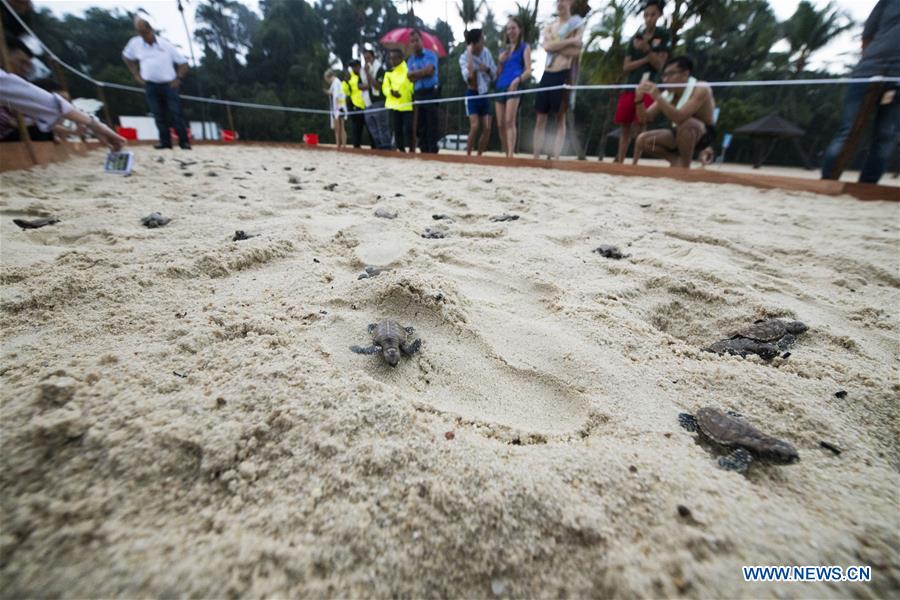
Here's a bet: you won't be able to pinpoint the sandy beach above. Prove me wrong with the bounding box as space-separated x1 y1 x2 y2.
1 145 898 598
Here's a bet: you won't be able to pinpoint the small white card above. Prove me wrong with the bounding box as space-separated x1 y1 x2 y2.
105 151 134 175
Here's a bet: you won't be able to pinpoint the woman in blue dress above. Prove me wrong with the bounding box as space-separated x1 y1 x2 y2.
494 17 532 158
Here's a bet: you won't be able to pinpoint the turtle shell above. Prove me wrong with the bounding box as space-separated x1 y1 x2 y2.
372 320 406 347
695 407 799 462
732 319 788 342
696 407 770 448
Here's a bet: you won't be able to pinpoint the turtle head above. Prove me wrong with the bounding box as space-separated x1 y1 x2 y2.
763 440 800 465
784 321 808 335
383 347 401 367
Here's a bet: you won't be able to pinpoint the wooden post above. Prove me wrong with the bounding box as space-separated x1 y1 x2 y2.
226 101 235 133
824 83 884 180
47 56 71 97
96 84 114 128
0 25 37 166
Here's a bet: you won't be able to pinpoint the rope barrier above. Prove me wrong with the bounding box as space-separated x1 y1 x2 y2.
4 0 899 120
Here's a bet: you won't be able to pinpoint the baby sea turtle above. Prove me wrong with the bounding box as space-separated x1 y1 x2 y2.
422 227 446 239
141 212 171 228
13 217 59 230
232 230 256 241
350 320 421 367
593 245 629 260
678 407 799 473
490 214 519 222
704 318 808 360
357 266 389 280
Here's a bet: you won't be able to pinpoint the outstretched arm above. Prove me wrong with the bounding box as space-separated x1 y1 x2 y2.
122 58 144 85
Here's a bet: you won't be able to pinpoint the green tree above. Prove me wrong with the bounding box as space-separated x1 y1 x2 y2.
782 1 852 74
682 0 779 81
481 7 502 51
511 1 541 46
667 0 721 50
194 0 260 79
458 0 485 32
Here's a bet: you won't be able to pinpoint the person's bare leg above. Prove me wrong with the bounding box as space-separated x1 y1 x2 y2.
533 113 548 159
478 115 492 156
634 129 678 165
675 118 705 168
466 114 479 156
551 112 566 160
506 97 520 158
411 106 418 153
616 123 632 163
495 102 507 156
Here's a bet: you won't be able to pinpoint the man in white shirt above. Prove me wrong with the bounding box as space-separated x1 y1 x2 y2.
122 15 191 149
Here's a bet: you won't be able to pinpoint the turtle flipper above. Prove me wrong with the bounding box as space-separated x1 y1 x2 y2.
751 342 779 360
718 447 753 473
401 338 421 355
403 325 415 335
776 333 796 351
350 344 381 355
367 323 378 334
678 413 699 432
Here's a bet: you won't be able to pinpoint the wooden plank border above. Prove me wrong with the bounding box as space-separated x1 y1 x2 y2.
1 140 896 202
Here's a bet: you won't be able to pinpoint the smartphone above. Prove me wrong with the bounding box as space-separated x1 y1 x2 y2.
105 151 134 175
640 72 651 84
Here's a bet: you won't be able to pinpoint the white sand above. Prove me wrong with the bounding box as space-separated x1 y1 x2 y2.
1 146 898 598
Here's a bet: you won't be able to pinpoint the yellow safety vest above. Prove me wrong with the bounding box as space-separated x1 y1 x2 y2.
348 71 366 109
382 62 413 112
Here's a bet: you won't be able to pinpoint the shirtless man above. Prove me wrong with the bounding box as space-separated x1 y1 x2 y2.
532 0 584 160
633 56 716 168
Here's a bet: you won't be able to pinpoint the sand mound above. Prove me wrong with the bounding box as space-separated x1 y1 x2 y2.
1 147 898 598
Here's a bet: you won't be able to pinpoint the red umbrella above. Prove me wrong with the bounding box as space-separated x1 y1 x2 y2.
379 27 447 58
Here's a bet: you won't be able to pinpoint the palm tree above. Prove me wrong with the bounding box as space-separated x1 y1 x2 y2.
512 1 540 46
667 0 721 50
782 1 853 74
458 0 485 32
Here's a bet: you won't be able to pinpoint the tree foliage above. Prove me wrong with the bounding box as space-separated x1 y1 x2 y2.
782 1 852 74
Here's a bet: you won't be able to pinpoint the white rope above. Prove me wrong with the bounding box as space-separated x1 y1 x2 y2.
3 0 898 119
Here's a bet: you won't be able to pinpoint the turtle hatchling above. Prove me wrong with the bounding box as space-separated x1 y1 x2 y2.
679 407 799 473
704 318 807 360
350 320 421 367
141 212 171 228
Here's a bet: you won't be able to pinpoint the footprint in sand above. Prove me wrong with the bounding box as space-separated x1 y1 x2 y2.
318 275 618 439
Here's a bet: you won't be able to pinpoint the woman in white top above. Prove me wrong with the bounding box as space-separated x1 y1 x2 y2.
324 69 347 149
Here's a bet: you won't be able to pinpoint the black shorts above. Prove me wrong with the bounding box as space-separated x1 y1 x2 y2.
696 123 717 152
534 70 568 115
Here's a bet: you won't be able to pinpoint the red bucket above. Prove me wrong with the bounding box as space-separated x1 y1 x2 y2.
115 127 137 140
303 133 319 145
221 129 237 142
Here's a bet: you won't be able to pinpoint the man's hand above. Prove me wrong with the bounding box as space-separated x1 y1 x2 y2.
91 121 126 151
479 61 490 72
508 76 520 91
499 47 510 63
633 35 649 53
392 90 401 98
637 80 659 100
169 78 182 89
134 74 146 85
